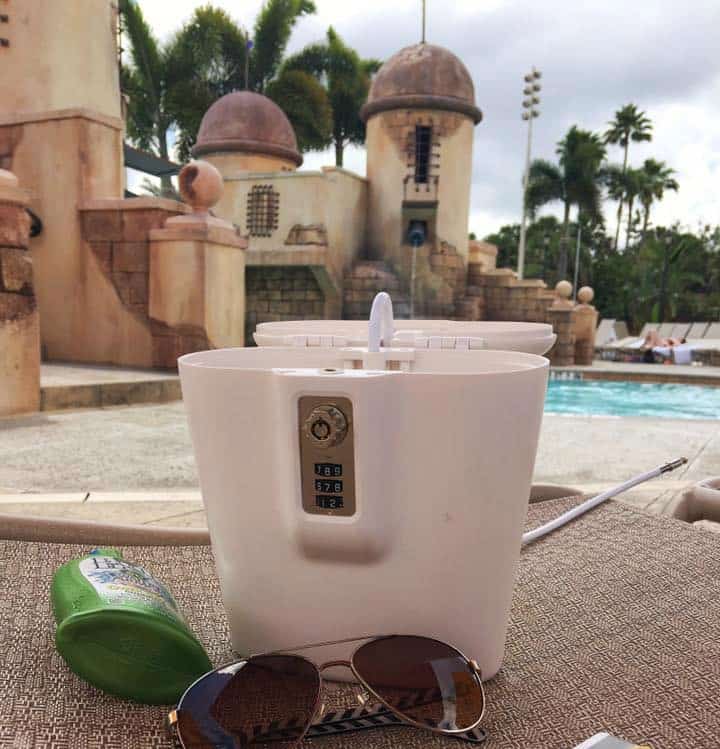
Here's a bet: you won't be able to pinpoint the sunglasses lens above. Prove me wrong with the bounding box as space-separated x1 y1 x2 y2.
352 635 484 732
177 654 320 748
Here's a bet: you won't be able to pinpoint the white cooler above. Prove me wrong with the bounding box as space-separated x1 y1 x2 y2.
180 304 550 678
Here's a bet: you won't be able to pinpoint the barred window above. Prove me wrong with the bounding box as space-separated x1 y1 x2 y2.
414 125 433 184
246 185 279 237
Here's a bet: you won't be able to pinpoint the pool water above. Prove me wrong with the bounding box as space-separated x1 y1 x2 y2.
545 379 720 420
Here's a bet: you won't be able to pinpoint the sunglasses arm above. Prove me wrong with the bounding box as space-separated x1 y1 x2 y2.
304 701 488 744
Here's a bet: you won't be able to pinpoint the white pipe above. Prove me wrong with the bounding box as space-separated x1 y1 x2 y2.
522 457 687 546
368 292 395 353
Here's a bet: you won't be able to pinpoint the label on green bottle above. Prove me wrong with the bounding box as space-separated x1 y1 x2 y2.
79 554 185 625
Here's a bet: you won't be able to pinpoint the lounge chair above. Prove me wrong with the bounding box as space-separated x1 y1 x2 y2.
670 322 691 340
686 322 710 340
657 322 675 338
614 320 629 339
638 322 659 338
595 318 617 347
0 513 210 545
690 322 720 365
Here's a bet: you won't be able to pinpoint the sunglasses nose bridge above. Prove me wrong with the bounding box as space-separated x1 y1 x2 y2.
317 660 370 707
318 659 353 672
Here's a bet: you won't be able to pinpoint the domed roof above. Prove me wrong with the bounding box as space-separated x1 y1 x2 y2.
360 43 482 123
192 91 302 166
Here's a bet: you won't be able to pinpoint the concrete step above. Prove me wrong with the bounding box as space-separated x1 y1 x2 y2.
40 363 181 411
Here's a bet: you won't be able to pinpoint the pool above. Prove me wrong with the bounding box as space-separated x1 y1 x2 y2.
545 379 720 420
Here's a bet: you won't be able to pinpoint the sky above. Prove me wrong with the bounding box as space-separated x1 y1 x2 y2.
135 0 720 240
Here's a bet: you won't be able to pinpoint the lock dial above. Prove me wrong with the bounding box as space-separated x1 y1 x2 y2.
303 405 348 448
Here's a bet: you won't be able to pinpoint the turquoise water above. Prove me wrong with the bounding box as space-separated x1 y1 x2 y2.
545 379 720 420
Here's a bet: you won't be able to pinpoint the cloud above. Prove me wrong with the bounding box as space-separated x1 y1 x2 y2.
137 0 720 238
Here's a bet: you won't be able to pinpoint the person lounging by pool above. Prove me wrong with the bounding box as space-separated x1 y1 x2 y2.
642 330 689 363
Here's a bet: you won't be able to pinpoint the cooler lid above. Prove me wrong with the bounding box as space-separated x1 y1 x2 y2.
254 319 556 355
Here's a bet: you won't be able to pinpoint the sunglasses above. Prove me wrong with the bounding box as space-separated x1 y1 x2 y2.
168 634 487 747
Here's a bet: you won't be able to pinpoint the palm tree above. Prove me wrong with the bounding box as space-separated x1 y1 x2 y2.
161 6 249 162
281 27 381 166
602 164 644 249
636 159 679 242
526 126 606 279
121 1 332 166
604 104 653 250
622 167 643 250
119 0 179 194
169 1 331 160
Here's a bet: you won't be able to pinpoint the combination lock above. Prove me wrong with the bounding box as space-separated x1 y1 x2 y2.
298 396 355 516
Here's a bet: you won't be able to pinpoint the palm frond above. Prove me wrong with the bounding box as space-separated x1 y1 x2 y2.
252 0 316 91
266 69 332 152
526 159 563 213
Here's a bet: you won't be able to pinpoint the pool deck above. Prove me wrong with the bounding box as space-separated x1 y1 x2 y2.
3 360 714 531
554 360 720 386
1 400 717 528
36 360 720 414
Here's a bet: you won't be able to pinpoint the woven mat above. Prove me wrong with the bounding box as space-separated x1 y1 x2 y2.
2 497 720 748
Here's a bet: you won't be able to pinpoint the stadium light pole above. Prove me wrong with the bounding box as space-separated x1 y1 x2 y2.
517 67 542 280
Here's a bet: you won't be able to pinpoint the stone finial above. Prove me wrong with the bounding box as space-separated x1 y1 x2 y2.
555 280 572 299
179 160 223 216
165 159 231 230
552 279 574 309
577 285 594 305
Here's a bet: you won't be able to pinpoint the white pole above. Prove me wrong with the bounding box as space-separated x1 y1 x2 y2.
572 221 581 302
517 113 533 281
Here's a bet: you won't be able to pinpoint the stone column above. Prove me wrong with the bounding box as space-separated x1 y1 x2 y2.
547 280 575 366
573 286 598 366
149 161 247 367
0 170 40 415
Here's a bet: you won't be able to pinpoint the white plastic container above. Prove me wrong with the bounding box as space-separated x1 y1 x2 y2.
254 319 556 355
180 342 548 679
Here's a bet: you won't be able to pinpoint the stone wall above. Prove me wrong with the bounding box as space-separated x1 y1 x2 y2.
343 261 405 320
466 267 551 322
0 170 40 415
245 266 326 344
81 201 183 318
80 199 212 368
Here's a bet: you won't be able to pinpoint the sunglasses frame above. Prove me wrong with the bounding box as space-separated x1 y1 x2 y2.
170 634 486 748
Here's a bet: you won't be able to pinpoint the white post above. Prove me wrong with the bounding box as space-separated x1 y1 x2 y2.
573 221 581 302
517 113 534 281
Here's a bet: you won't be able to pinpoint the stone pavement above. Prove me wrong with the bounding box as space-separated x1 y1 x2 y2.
1 402 718 529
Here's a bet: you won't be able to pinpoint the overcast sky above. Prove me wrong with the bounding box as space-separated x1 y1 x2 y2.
137 0 720 239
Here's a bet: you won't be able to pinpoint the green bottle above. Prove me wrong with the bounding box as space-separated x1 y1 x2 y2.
51 548 212 704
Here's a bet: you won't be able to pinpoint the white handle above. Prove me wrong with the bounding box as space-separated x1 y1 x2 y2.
367 292 395 353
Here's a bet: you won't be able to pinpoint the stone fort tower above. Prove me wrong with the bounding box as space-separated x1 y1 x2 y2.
0 0 128 362
360 43 482 296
